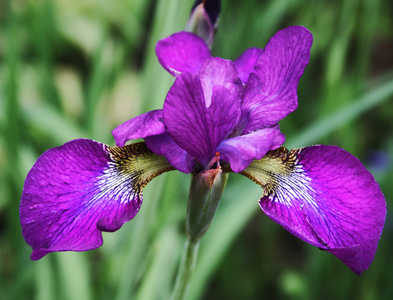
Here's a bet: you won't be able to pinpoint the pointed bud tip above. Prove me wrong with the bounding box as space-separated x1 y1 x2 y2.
186 0 221 48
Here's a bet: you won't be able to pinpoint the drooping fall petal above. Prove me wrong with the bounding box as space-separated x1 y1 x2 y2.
20 139 173 260
241 145 386 274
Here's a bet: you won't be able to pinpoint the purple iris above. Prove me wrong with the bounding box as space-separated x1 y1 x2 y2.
20 26 386 275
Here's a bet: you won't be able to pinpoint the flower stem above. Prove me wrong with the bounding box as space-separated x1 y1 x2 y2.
171 237 200 300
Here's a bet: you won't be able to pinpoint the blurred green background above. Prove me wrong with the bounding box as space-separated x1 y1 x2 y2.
1 0 392 299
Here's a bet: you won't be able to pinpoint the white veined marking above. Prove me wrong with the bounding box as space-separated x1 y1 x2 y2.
95 162 136 205
269 162 317 208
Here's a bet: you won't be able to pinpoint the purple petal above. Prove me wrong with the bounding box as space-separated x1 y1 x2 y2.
145 133 196 173
199 57 243 107
234 47 264 84
217 126 285 173
20 139 173 260
242 26 313 133
252 145 386 274
163 72 240 167
112 110 165 147
155 31 211 77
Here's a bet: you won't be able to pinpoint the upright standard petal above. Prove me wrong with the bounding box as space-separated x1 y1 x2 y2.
241 146 386 274
234 47 264 84
155 31 211 77
20 139 173 260
241 26 313 133
199 57 243 107
112 109 165 147
163 72 240 167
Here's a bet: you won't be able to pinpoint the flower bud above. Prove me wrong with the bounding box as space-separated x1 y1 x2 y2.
185 0 221 48
186 168 227 241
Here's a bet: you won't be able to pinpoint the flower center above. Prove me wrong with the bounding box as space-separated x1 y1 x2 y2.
205 152 221 171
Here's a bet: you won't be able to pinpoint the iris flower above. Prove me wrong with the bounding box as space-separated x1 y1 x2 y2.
20 26 386 275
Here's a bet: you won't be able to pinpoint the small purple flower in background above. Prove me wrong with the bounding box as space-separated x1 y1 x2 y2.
20 26 386 275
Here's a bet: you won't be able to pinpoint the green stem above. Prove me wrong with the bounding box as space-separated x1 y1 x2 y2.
171 237 200 300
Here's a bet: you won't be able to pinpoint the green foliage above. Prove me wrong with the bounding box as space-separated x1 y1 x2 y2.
1 0 392 299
